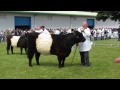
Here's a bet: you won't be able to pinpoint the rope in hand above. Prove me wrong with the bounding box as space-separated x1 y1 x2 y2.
71 45 78 64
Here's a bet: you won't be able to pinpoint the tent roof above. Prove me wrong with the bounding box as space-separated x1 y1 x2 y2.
0 11 97 17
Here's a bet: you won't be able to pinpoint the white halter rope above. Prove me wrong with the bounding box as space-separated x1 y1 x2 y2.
71 45 78 64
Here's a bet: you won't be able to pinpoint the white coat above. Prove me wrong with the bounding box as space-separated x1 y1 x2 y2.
97 29 102 37
35 29 50 34
93 30 97 37
35 29 43 33
42 29 50 34
78 27 92 52
67 29 72 34
101 29 104 37
54 30 60 35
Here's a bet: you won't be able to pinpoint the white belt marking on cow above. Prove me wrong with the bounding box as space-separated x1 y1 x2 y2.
36 33 53 55
11 36 20 47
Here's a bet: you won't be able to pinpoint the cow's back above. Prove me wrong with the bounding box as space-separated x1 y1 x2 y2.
50 34 70 56
51 35 67 46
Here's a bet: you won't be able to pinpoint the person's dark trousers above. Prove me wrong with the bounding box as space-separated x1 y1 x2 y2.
80 52 85 65
90 36 92 41
118 34 120 41
80 51 90 66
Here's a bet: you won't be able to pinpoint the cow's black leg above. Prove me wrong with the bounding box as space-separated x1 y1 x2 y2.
11 46 13 54
20 48 23 55
57 56 62 68
28 53 34 67
25 48 28 55
62 58 65 67
35 52 40 65
27 49 35 67
25 48 27 54
7 44 10 55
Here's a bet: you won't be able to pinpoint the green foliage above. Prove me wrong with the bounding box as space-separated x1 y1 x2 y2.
93 11 120 22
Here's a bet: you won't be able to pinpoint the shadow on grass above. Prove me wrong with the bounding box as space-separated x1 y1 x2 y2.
7 53 27 55
31 62 80 68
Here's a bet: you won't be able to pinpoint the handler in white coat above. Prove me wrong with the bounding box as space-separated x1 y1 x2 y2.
78 22 92 66
35 26 43 33
93 29 97 41
35 26 50 34
40 26 50 34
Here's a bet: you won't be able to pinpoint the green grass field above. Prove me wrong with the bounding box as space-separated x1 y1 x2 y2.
0 39 120 79
93 38 119 44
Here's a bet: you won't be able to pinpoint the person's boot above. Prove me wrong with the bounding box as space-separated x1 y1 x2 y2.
81 59 85 66
80 52 85 66
81 63 85 66
85 59 90 66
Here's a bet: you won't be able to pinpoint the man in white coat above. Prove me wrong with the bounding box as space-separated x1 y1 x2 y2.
67 28 72 34
40 26 50 34
101 28 105 40
93 29 97 41
35 26 50 34
35 26 43 33
54 29 60 35
78 22 92 66
97 28 102 40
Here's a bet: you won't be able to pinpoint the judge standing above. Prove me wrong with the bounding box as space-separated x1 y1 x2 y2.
78 22 92 66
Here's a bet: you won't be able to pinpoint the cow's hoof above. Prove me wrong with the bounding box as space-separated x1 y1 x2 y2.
59 66 63 68
37 63 40 65
29 65 32 67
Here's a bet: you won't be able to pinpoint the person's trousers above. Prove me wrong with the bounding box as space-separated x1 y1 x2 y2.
80 51 90 66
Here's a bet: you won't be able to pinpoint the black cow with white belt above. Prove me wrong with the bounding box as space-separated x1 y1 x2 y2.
7 35 27 55
27 31 85 68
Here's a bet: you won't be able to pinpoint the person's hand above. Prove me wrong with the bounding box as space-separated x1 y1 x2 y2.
81 29 84 32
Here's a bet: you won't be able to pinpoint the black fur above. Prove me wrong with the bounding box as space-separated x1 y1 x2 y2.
27 31 85 68
7 35 27 55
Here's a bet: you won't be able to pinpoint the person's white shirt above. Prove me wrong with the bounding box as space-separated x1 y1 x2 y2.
54 30 60 35
113 31 118 38
93 29 97 37
35 28 50 34
108 28 112 37
35 29 43 33
67 29 72 34
97 29 102 37
101 28 105 37
106 29 109 37
42 29 50 34
78 27 92 52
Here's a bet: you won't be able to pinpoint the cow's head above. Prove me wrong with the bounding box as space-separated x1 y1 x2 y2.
74 31 86 43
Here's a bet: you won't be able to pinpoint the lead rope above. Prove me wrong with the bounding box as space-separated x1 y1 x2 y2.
71 45 78 64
